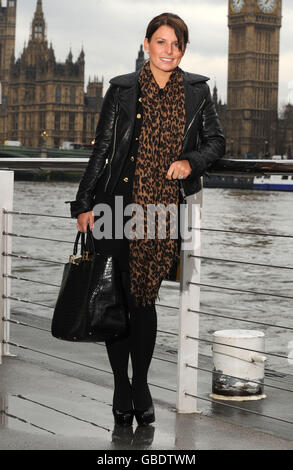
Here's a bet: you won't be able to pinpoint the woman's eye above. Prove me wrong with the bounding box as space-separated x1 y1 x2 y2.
156 40 179 48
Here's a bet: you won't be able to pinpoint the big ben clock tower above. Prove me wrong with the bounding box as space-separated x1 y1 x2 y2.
227 0 282 158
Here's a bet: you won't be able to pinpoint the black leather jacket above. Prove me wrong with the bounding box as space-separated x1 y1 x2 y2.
67 67 226 218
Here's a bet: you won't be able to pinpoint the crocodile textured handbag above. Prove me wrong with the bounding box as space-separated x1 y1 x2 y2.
51 225 128 342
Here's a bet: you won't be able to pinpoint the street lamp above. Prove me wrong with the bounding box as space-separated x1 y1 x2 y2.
40 130 49 158
41 130 48 146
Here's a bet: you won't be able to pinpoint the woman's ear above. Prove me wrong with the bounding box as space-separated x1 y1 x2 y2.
144 37 149 54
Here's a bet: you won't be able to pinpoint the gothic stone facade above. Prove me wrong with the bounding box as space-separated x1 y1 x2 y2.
0 0 103 148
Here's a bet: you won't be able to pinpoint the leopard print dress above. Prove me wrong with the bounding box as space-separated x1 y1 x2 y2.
128 61 185 307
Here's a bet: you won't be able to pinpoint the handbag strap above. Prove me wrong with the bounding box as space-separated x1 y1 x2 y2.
85 224 96 255
73 231 86 256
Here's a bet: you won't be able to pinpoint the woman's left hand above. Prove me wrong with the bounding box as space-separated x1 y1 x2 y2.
166 160 192 180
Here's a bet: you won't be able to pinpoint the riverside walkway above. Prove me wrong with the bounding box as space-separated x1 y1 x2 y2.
0 310 292 450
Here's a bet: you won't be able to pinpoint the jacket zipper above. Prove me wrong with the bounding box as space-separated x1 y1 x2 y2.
104 102 119 191
183 98 206 142
101 157 109 174
180 98 206 203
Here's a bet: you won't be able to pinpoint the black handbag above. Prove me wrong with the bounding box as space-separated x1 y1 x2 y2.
51 225 129 342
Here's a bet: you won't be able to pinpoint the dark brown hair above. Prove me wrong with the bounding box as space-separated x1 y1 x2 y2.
145 12 189 52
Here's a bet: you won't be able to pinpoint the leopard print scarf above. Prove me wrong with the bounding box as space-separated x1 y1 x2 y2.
128 60 185 307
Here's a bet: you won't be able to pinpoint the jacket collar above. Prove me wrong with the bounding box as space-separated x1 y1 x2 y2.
109 66 210 132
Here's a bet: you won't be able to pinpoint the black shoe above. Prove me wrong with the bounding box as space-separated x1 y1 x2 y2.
134 404 155 426
112 408 134 427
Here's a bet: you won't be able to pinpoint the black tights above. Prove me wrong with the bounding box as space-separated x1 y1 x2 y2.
105 270 157 411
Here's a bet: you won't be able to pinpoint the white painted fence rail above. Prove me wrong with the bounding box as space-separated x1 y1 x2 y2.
176 191 202 413
0 171 14 364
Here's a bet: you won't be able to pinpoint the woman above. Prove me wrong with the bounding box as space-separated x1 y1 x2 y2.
67 13 225 427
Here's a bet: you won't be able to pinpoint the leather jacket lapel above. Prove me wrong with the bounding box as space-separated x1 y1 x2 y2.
111 69 140 121
183 80 206 136
118 84 139 122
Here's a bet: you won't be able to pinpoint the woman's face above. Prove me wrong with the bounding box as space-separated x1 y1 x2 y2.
144 25 185 74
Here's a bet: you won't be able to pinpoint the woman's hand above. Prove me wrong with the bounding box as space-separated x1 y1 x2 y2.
166 160 192 180
77 211 95 233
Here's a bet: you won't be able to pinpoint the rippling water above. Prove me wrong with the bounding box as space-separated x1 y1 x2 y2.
10 181 293 374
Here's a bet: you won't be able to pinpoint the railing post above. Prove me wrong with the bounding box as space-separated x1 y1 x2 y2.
176 189 202 413
0 171 14 364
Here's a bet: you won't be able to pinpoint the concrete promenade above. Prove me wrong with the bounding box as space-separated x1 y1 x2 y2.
0 311 292 450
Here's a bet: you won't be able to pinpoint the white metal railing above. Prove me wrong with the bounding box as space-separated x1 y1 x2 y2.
0 171 13 363
0 167 202 413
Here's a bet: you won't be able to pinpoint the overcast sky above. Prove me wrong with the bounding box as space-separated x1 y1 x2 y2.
12 0 293 109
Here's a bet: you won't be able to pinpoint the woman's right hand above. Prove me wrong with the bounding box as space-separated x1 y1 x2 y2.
77 211 95 233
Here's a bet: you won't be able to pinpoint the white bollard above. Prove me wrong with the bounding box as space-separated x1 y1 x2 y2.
0 171 14 364
210 330 267 401
176 189 202 413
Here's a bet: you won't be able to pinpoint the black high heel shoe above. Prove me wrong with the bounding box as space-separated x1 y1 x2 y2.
134 404 155 426
112 408 135 427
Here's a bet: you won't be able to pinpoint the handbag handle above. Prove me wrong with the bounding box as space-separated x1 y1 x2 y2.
73 231 86 256
85 224 96 255
70 224 96 264
69 231 86 265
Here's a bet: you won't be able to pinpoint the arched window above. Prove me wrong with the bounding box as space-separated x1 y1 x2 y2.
70 87 75 105
69 113 75 131
56 86 61 103
55 112 60 131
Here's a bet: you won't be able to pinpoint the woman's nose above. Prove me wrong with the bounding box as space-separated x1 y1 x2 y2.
165 43 173 55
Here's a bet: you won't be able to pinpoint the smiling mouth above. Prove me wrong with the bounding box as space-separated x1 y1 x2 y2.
160 58 173 62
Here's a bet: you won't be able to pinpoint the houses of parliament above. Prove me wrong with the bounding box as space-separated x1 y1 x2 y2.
0 0 292 157
0 0 103 148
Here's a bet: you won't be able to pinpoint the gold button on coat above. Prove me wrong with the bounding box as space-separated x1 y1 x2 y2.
123 177 129 183
130 156 135 161
138 97 142 102
136 113 141 119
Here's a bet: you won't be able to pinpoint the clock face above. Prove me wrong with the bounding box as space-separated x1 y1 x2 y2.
232 0 245 13
257 0 276 14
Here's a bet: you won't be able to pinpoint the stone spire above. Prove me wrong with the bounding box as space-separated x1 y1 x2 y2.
212 82 218 106
136 44 145 71
78 46 85 63
36 0 43 14
31 0 46 42
67 48 73 62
